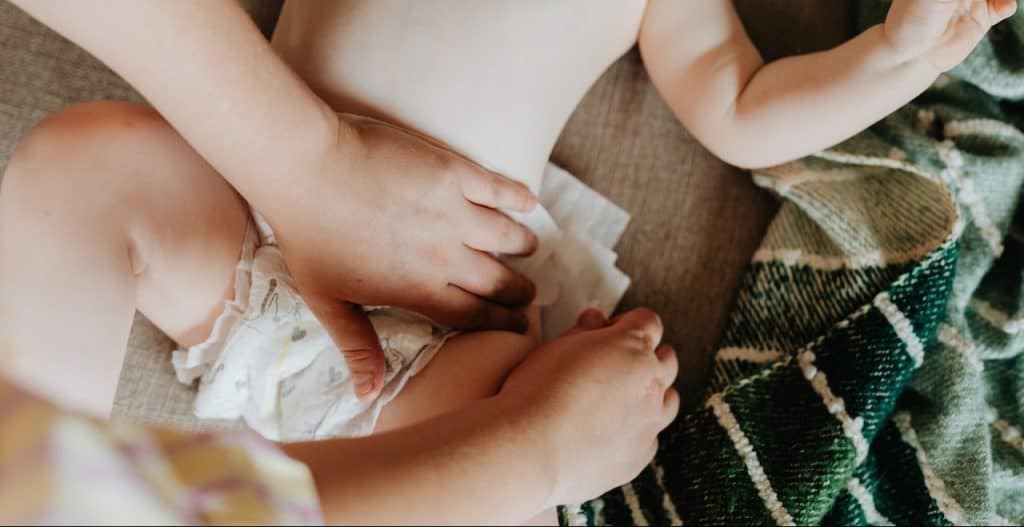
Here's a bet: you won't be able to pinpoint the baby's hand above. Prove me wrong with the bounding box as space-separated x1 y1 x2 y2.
884 0 1016 72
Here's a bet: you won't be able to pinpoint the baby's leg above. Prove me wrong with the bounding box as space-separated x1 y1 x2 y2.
0 102 249 416
374 311 539 433
375 311 557 525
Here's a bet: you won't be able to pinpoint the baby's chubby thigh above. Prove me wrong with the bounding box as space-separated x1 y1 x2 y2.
373 309 540 433
0 101 250 416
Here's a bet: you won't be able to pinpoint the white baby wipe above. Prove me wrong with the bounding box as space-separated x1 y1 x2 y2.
172 163 631 440
504 164 631 341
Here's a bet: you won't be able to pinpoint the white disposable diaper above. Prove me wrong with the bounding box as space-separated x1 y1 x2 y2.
172 163 631 440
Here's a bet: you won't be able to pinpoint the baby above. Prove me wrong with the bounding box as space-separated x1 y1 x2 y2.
0 0 1012 505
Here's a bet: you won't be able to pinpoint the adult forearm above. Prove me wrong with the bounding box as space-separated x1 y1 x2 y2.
281 395 554 524
11 0 338 206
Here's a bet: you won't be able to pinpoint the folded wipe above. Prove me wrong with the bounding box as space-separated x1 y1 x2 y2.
505 163 631 341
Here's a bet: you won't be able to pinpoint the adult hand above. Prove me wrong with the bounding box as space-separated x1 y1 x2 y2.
267 114 539 399
501 307 680 507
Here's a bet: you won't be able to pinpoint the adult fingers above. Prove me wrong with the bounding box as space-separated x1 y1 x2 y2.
646 438 660 465
577 308 608 330
459 165 538 213
608 307 664 352
661 387 681 428
316 301 386 401
463 204 538 256
454 248 536 306
422 284 530 333
562 308 608 336
655 343 679 387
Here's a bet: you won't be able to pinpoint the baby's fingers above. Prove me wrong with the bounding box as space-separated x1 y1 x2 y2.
918 0 1011 71
991 0 1018 20
942 1 1003 54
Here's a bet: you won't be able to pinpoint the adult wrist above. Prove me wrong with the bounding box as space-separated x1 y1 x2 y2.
492 390 564 510
244 97 357 221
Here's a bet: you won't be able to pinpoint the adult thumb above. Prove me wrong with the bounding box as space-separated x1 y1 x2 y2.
322 302 386 401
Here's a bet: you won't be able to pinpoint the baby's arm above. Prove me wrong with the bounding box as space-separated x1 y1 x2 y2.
639 0 1016 169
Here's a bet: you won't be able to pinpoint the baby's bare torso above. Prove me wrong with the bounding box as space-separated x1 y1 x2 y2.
272 0 646 189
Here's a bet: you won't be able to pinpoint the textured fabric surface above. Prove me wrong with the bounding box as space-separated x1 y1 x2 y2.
584 3 1024 525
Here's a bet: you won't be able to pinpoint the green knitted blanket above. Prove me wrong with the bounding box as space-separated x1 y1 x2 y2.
573 4 1024 525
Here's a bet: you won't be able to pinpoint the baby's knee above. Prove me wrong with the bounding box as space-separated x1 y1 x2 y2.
2 102 170 211
5 102 163 190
